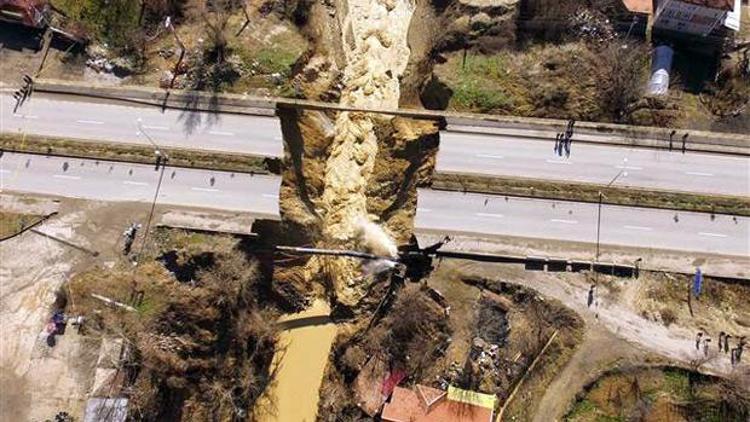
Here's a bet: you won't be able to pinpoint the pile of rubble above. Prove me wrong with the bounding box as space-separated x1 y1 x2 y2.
568 8 616 44
85 45 137 77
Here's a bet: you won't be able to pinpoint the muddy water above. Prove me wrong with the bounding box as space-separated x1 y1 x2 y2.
255 300 337 422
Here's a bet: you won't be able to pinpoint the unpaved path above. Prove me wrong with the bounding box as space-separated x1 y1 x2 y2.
255 300 338 422
0 213 95 421
532 322 645 421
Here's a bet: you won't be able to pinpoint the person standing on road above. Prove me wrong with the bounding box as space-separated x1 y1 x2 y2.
564 136 571 158
682 133 688 154
724 334 732 354
554 133 560 154
695 332 703 351
669 130 676 151
587 285 595 308
703 337 711 356
718 332 725 351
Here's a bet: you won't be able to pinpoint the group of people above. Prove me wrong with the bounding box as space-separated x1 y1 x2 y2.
12 75 34 113
695 331 746 366
554 119 576 157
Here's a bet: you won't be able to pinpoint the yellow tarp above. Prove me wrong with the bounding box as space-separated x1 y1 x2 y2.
447 385 497 410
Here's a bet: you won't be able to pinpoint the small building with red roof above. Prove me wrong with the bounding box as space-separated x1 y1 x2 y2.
381 384 496 422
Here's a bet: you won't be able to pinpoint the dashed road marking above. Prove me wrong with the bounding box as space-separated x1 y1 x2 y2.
13 114 38 119
698 232 728 238
417 208 432 213
262 193 279 199
616 165 643 170
142 125 169 131
475 154 505 159
53 174 81 180
546 159 571 165
209 130 235 137
685 171 713 177
76 120 104 125
123 181 149 186
550 219 578 224
475 212 504 219
624 225 652 231
191 187 220 192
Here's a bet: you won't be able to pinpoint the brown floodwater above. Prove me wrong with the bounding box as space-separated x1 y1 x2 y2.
255 300 337 422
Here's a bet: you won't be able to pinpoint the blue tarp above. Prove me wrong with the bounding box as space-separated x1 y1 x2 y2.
693 267 703 297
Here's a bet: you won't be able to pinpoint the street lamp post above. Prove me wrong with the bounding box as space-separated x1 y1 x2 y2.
595 159 629 262
134 119 169 264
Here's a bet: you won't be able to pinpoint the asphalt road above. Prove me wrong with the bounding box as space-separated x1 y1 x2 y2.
415 189 748 257
0 94 284 157
2 94 748 196
1 152 747 257
439 131 750 196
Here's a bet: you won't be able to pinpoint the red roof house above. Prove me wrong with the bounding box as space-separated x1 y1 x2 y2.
0 0 49 28
381 385 495 422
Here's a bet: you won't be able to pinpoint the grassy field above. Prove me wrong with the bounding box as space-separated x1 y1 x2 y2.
433 172 750 216
565 366 749 421
0 133 277 175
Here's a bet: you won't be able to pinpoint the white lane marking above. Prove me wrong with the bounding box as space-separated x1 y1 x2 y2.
698 232 728 238
0 169 10 174
624 225 652 231
142 125 169 131
209 130 235 137
123 181 149 186
417 208 432 213
550 219 578 224
685 171 713 177
475 154 505 159
262 193 279 199
616 165 643 170
53 174 81 180
546 160 571 165
76 120 104 125
475 212 504 219
13 114 38 119
191 187 220 192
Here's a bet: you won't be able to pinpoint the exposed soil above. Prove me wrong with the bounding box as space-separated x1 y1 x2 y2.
275 0 440 308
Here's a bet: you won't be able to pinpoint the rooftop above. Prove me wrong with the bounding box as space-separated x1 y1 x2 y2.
381 385 495 422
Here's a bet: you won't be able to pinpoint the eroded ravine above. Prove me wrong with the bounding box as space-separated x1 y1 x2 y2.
317 0 416 297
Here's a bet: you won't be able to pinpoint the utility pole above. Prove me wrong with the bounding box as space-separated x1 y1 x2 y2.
133 119 169 265
595 161 628 262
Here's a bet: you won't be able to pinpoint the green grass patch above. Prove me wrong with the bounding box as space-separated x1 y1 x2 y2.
662 368 691 401
440 53 523 114
566 398 599 420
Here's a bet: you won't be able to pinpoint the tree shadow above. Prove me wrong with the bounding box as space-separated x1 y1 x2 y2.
176 89 221 137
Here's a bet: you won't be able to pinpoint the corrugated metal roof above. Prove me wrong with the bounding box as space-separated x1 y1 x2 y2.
677 0 734 11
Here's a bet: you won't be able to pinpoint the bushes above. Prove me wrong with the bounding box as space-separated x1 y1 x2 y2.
56 0 141 52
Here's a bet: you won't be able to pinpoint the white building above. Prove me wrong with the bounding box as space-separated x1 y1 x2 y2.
653 0 740 36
